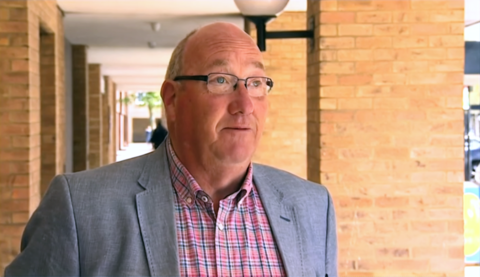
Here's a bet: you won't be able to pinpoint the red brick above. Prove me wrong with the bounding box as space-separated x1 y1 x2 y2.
0 47 28 58
337 0 375 11
337 197 373 208
429 35 464 47
393 36 428 48
356 86 391 97
408 72 462 85
337 49 373 61
8 8 27 21
373 73 406 85
0 22 27 33
430 10 464 22
373 98 409 109
338 98 372 109
320 86 355 98
376 247 410 258
320 12 355 23
393 61 429 73
338 74 373 85
411 0 464 10
374 24 409 36
429 60 463 72
375 196 409 207
338 24 373 36
357 12 391 23
318 25 337 36
374 49 410 60
373 0 410 10
393 11 430 23
411 24 450 35
447 48 463 59
356 37 392 48
320 62 354 74
356 61 392 73
319 37 355 49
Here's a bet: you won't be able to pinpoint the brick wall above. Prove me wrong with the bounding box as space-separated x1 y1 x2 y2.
307 0 464 276
88 64 102 168
71 45 88 171
0 0 64 272
248 12 308 178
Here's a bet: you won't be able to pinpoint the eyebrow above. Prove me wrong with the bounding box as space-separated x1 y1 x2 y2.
206 59 265 71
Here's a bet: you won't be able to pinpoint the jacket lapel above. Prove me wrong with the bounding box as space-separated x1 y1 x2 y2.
136 144 180 277
253 165 304 277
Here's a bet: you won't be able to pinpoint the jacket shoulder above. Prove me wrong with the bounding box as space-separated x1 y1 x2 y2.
253 163 330 198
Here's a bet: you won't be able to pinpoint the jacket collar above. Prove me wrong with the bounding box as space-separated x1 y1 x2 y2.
135 141 304 276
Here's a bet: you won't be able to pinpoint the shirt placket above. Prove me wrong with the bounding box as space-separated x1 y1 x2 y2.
215 197 234 277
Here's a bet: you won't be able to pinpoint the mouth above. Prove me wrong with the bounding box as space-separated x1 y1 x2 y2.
223 127 251 131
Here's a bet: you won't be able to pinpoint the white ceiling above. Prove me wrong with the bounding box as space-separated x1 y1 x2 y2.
59 0 477 91
58 0 307 92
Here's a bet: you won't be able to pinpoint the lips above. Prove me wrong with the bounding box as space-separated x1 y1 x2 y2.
224 127 251 130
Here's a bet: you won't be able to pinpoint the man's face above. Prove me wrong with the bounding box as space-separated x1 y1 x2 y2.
168 33 268 167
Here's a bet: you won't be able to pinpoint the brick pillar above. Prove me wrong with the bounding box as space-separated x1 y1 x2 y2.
307 0 464 276
103 76 116 165
88 64 102 169
71 45 88 171
0 0 64 272
247 12 308 178
39 30 65 195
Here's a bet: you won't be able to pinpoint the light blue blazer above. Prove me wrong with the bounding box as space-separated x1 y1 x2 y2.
5 142 337 277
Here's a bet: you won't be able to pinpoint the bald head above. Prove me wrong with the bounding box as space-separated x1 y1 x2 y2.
181 22 262 76
165 22 261 81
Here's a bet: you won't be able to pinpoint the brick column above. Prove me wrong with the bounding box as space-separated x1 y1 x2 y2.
307 0 464 276
247 12 308 178
88 64 102 169
71 45 88 171
103 76 116 165
39 30 65 196
0 0 64 272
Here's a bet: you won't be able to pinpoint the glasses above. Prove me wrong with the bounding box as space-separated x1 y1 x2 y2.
173 73 274 97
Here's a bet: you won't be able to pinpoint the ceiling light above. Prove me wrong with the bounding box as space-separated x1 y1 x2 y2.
148 41 157 49
151 22 161 32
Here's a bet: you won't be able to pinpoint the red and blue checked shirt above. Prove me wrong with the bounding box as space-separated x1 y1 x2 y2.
166 139 286 277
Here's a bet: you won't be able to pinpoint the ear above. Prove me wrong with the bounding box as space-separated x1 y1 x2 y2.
160 80 177 122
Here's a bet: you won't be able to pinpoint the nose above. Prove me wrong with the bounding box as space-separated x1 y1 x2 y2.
228 82 254 115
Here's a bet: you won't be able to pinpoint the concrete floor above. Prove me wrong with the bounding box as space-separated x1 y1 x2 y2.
116 142 154 162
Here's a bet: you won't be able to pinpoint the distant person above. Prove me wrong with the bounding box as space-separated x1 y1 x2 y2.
144 125 152 143
149 120 168 149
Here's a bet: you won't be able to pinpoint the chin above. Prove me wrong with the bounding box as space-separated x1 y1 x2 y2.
215 145 254 165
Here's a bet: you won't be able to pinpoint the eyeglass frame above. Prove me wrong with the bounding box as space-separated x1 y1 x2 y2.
173 72 274 96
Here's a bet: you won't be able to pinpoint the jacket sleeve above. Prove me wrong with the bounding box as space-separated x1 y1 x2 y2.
325 191 338 277
4 175 80 276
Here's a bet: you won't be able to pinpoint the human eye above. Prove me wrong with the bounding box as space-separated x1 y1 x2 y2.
209 74 230 85
248 77 265 88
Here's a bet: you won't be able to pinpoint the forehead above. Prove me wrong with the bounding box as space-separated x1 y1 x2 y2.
205 58 264 72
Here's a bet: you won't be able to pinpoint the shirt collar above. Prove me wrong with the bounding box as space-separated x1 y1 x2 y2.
165 138 254 207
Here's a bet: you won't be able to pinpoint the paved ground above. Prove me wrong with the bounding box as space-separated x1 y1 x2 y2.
116 142 154 162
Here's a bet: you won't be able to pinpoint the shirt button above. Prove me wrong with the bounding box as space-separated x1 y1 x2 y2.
186 197 192 204
201 196 209 203
217 223 224 230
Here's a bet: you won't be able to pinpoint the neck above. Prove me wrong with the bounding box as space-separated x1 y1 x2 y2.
192 162 249 204
170 140 250 205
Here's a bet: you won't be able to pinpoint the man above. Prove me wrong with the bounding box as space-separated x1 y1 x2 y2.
5 22 337 277
149 119 168 149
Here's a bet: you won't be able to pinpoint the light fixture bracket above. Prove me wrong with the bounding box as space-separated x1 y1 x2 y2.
245 15 315 52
